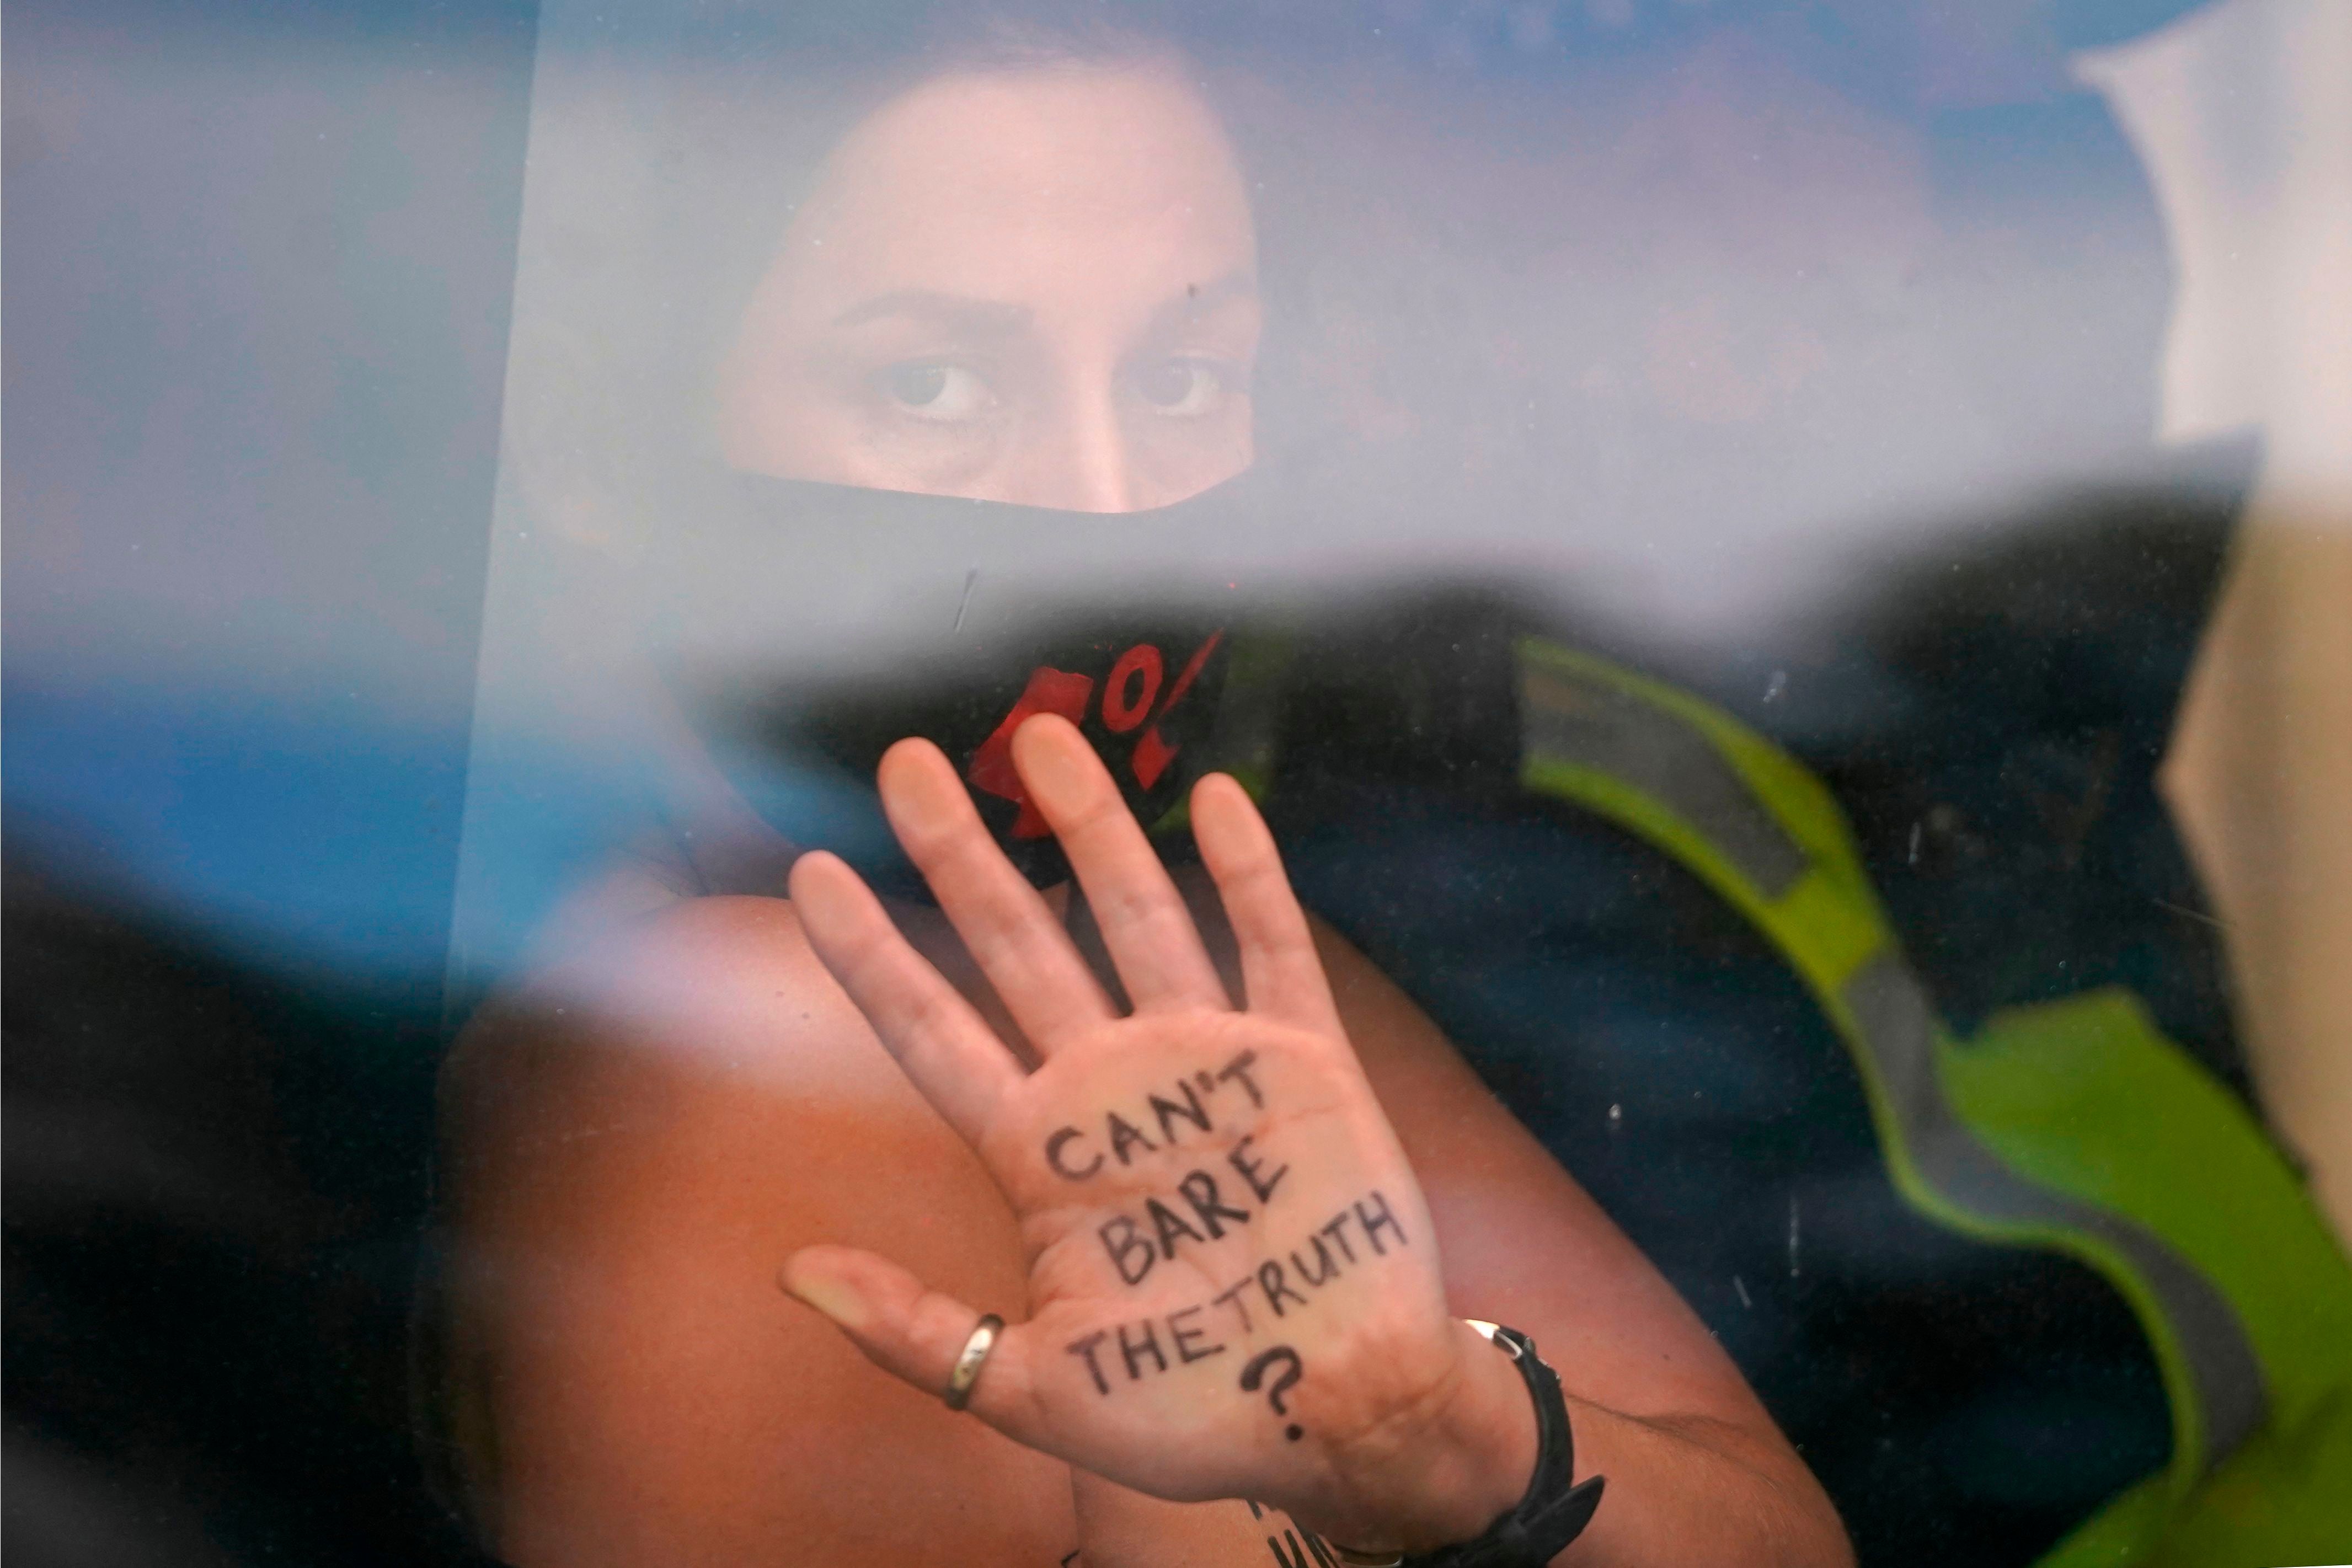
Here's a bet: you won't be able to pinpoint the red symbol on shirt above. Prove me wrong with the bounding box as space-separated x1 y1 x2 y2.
1129 629 1221 790
965 629 1225 837
1101 644 1164 734
966 665 1095 839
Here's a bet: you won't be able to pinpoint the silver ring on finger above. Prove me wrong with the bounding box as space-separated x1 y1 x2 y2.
942 1313 1004 1412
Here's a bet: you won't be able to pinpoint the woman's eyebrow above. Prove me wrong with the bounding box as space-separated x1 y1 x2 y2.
830 290 1035 335
1149 271 1259 334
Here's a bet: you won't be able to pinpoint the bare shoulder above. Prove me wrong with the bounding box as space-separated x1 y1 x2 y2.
1304 910 1535 1176
439 895 1074 1567
443 894 908 1143
1303 910 1773 1429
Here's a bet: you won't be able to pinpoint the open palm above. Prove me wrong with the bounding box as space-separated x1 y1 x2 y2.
782 715 1483 1527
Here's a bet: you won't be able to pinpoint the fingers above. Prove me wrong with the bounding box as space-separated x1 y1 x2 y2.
789 850 1023 1147
877 738 1118 1055
1190 773 1343 1035
1011 716 1228 1014
781 1245 1044 1446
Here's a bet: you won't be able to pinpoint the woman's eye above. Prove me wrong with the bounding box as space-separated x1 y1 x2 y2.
879 361 992 421
1132 357 1236 417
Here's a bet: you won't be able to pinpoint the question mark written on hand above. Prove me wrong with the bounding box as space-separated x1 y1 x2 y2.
1240 1346 1305 1441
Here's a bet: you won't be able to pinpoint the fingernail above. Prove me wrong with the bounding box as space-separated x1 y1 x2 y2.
1190 774 1251 850
878 739 967 832
787 852 853 921
781 1264 870 1330
1012 716 1092 816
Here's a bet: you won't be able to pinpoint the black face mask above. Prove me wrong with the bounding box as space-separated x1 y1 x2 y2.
648 473 1257 892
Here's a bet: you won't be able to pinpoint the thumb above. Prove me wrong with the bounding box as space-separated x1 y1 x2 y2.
779 1244 1040 1437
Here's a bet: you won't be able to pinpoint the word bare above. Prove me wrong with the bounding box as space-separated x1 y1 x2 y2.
1095 1134 1289 1285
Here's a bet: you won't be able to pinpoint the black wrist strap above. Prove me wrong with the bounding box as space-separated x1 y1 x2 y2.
1400 1325 1605 1568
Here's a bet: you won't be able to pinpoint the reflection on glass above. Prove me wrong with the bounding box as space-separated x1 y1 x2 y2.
11 6 2350 1568
430 8 2352 1568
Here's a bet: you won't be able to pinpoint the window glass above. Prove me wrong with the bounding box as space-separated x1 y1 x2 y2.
8 4 2349 1567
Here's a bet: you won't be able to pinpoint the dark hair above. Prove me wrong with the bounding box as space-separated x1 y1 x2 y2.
495 2 1232 555
496 0 2175 611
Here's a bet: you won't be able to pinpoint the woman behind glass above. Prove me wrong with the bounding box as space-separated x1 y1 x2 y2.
436 17 1849 1566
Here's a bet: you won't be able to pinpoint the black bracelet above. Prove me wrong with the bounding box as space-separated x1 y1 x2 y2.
1398 1323 1605 1568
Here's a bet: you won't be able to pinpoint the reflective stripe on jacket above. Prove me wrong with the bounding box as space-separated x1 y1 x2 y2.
1511 638 2352 1567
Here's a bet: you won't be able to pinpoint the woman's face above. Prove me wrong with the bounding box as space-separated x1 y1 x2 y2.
718 60 1261 513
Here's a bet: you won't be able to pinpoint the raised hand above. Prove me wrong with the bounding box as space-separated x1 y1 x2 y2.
780 716 1528 1549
